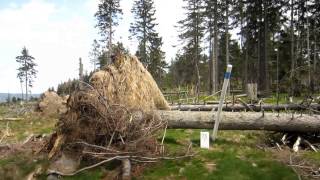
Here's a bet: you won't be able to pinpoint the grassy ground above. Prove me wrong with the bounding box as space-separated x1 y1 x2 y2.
0 105 57 143
0 104 319 179
141 130 298 180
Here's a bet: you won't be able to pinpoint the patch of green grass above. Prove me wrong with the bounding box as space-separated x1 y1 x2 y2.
63 169 104 180
0 105 57 143
0 104 304 179
303 152 320 166
0 153 49 179
142 130 299 180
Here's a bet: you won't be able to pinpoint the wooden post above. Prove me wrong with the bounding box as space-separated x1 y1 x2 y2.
212 64 232 141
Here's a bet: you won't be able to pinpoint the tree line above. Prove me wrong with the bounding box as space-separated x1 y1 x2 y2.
67 0 320 98
167 0 320 97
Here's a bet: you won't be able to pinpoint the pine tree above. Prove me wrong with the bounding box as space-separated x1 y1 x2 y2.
89 39 101 70
204 0 223 94
148 33 167 85
178 0 205 101
95 0 122 65
16 47 37 101
130 0 157 66
130 0 166 84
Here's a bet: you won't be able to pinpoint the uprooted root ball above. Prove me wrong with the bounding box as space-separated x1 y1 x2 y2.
57 90 166 154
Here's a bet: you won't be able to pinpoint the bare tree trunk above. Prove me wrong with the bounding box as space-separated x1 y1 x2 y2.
194 3 201 103
263 2 269 94
213 0 219 92
160 111 320 133
225 0 229 66
20 81 24 101
306 0 311 90
25 59 28 101
209 25 213 94
290 0 295 96
108 22 113 65
244 43 248 90
314 35 317 91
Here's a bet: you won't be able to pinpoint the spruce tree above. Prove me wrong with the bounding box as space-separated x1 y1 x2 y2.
16 47 37 101
177 0 205 101
130 0 166 84
95 0 122 65
89 39 101 70
149 33 167 84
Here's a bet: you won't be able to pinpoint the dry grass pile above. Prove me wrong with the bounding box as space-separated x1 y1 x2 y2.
38 91 67 116
46 54 170 177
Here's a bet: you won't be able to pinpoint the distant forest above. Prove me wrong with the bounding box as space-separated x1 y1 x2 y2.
57 0 320 97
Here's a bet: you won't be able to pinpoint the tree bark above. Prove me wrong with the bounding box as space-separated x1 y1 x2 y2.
225 0 229 65
290 0 295 96
25 58 28 101
160 111 320 132
170 103 320 112
306 0 311 89
213 0 219 92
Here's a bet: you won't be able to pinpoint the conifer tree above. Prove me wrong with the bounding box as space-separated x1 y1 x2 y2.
16 47 37 101
177 0 205 100
95 0 122 65
130 0 166 84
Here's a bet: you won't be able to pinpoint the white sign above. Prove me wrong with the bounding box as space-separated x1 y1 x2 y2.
200 131 210 149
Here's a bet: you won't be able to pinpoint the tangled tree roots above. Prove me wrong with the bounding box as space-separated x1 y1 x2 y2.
44 54 190 178
46 89 167 176
60 89 165 152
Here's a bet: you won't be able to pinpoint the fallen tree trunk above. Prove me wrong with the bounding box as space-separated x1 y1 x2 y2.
170 104 320 112
160 111 320 132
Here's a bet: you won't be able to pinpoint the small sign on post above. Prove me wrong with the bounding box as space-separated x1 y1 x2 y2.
212 64 233 141
200 131 210 149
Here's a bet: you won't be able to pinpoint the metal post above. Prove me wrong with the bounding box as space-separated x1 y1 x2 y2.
212 64 233 141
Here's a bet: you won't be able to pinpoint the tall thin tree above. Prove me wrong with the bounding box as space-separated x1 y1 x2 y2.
16 47 37 101
178 0 205 101
95 0 122 65
130 0 166 83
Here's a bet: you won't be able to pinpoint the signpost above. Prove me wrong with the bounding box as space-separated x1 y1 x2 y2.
200 131 210 149
212 64 233 141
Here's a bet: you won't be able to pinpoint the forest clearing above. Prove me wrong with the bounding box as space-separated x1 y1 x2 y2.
0 54 320 180
1 0 320 179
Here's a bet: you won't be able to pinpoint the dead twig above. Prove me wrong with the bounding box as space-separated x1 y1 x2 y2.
49 154 195 177
303 139 318 152
0 117 23 121
237 98 254 112
289 154 302 180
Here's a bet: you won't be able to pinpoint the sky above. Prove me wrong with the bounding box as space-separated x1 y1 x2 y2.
0 0 185 93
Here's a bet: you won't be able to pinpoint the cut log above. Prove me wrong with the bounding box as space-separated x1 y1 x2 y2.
170 104 320 112
159 111 320 132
